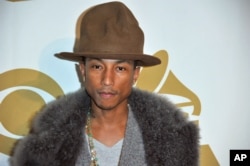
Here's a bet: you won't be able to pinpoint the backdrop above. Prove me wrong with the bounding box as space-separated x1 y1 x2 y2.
1 0 250 165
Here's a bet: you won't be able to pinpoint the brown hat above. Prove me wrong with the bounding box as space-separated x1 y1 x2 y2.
55 1 161 66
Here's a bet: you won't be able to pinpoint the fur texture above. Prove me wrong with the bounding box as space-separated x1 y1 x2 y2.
11 88 199 166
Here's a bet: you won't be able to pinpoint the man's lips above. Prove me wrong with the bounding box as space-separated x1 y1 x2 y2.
98 90 117 99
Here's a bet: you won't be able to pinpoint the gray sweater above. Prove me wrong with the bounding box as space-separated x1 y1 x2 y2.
11 88 199 166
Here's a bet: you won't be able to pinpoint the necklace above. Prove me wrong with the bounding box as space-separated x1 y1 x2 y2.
86 110 99 166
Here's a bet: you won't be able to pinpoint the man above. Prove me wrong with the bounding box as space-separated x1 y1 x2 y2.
11 1 199 166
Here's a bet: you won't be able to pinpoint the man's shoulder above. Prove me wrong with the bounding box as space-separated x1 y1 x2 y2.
130 88 177 110
32 89 89 131
40 89 86 113
130 88 196 127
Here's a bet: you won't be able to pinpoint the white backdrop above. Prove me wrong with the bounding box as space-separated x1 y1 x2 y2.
1 0 250 165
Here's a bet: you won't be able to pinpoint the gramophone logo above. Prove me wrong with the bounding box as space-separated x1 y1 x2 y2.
0 50 219 165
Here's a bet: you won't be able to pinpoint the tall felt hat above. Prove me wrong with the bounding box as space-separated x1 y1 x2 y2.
55 1 161 66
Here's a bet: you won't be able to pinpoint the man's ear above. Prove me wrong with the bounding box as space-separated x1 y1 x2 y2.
79 62 86 83
133 67 141 84
79 62 85 76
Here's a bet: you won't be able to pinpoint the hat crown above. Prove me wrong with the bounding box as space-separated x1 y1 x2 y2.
77 2 144 54
56 1 161 66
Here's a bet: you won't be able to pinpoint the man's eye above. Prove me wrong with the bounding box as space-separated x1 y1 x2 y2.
92 65 102 70
116 66 126 71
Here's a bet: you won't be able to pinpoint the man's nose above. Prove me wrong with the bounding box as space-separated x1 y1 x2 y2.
102 68 114 86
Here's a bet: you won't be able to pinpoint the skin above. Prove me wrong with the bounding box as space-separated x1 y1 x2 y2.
79 58 140 146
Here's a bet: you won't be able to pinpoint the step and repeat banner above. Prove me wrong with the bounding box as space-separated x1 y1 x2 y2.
1 0 249 165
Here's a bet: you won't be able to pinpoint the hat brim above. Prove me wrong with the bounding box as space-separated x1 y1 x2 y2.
55 52 161 67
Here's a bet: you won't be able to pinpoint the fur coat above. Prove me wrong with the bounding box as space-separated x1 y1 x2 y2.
11 88 199 166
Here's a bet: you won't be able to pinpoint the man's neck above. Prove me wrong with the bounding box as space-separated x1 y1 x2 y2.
88 102 129 146
90 101 129 125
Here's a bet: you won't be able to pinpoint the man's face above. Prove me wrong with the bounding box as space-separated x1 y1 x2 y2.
79 58 140 111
